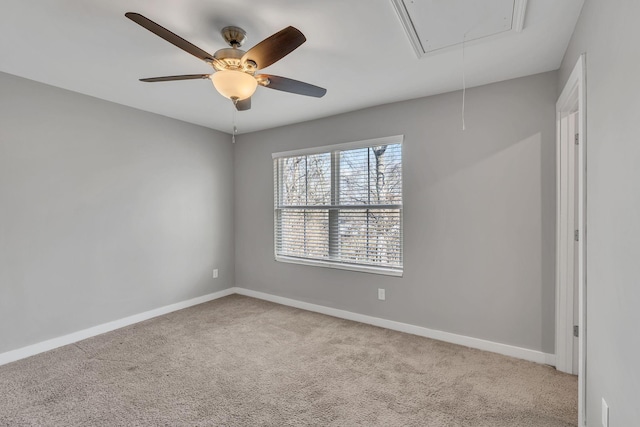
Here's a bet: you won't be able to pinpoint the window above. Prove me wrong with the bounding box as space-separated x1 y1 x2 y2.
273 135 403 276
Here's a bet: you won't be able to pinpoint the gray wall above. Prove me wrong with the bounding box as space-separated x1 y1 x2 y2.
235 71 557 354
0 72 234 354
559 0 640 424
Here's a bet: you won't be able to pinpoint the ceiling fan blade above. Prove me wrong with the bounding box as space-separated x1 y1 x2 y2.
241 26 306 70
257 74 326 98
235 97 251 111
140 74 211 82
125 12 215 62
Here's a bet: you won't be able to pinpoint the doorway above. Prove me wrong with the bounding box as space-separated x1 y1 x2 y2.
556 54 586 426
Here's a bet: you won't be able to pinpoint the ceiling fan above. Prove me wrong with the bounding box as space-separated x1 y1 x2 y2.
125 12 327 111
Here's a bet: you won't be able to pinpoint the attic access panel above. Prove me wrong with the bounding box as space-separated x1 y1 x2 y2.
392 0 528 57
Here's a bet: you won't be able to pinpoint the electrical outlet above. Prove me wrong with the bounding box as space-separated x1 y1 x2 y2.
378 288 386 301
213 269 219 279
602 398 609 427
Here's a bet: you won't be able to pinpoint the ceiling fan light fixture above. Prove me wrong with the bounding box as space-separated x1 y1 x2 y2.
126 13 326 111
211 70 257 101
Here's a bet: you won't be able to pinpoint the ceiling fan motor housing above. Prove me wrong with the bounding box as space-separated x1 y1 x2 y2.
213 47 256 73
214 26 260 73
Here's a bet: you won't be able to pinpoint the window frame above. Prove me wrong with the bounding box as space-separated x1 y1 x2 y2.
272 135 404 277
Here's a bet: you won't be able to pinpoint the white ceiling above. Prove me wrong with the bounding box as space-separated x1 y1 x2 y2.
0 0 584 134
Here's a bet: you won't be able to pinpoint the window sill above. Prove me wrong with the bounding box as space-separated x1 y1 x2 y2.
275 255 403 277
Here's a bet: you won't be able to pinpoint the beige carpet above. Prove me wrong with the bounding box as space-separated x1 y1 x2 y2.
0 295 577 426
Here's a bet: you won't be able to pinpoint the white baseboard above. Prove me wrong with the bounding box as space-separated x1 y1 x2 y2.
231 287 556 366
0 288 235 367
1 286 555 368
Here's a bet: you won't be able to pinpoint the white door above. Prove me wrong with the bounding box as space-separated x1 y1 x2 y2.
556 54 586 426
560 110 579 376
571 111 579 375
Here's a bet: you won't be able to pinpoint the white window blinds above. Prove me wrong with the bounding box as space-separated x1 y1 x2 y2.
273 136 403 276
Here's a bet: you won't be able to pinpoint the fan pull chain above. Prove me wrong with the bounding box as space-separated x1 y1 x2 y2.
232 100 238 143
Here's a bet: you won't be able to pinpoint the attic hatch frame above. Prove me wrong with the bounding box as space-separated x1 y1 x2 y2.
391 0 528 58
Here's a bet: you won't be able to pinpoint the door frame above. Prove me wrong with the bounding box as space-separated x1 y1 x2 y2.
555 53 586 426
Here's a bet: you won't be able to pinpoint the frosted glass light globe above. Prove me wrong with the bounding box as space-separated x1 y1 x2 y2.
211 70 257 100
